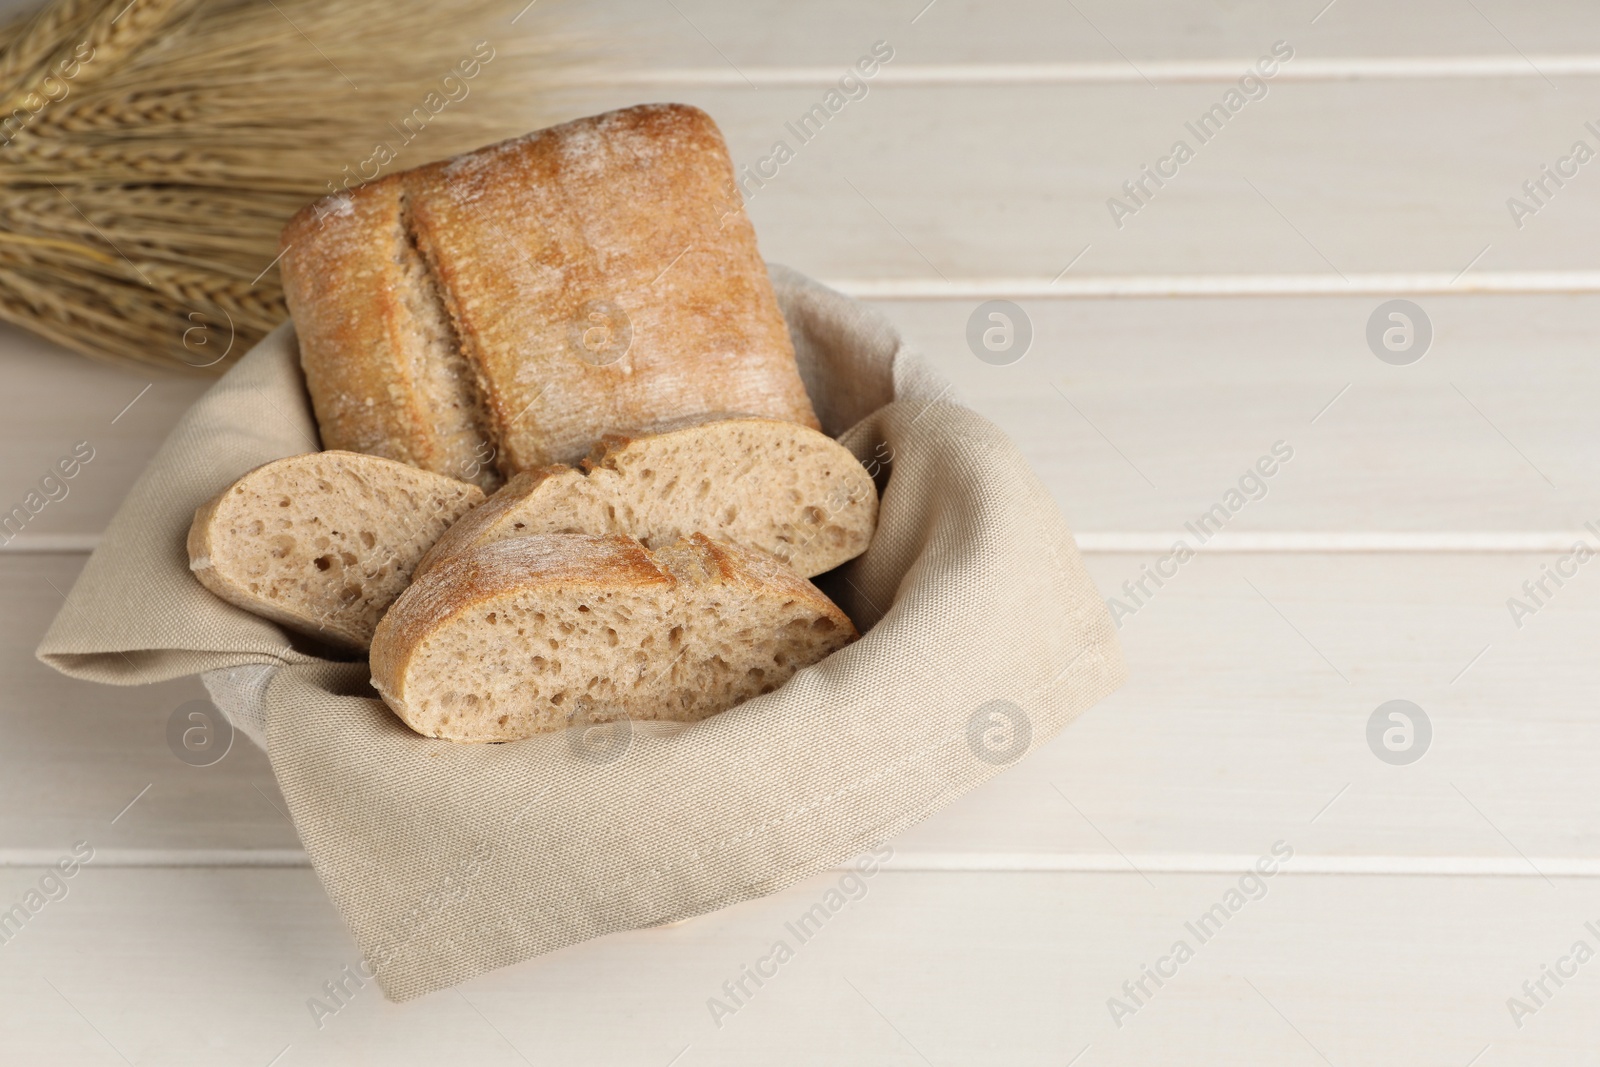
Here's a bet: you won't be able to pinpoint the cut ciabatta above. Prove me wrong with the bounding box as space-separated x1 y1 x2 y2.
414 418 878 580
187 451 484 651
370 533 858 743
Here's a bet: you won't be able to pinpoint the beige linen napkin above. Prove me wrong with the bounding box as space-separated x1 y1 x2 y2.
38 265 1125 1000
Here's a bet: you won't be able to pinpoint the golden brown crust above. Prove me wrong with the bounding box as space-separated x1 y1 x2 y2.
280 181 419 465
662 535 859 633
691 535 842 606
185 487 221 569
406 103 819 470
280 180 500 492
281 103 819 486
580 433 631 472
410 465 573 576
369 533 669 691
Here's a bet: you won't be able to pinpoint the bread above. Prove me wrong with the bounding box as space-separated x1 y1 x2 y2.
370 533 858 742
276 180 501 492
280 103 819 483
187 451 484 651
415 418 878 580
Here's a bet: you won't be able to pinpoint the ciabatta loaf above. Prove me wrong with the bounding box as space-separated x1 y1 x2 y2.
187 451 484 650
370 533 857 743
280 103 818 481
415 418 877 580
276 183 501 491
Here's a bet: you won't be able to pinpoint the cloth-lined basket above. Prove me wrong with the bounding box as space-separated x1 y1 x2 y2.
37 265 1125 1001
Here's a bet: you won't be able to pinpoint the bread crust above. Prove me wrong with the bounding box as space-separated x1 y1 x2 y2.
411 466 570 576
370 533 857 742
280 104 819 483
372 534 668 666
413 417 878 578
279 184 499 491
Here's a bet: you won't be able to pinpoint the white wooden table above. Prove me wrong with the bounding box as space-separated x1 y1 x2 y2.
6 1 1600 1062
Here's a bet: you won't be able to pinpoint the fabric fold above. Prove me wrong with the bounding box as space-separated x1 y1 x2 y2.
36 264 1124 1000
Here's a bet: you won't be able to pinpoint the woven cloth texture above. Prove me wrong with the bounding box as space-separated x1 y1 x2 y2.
37 265 1125 1000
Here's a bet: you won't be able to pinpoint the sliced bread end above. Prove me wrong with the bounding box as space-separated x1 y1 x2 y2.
371 532 858 742
188 450 484 650
414 417 878 579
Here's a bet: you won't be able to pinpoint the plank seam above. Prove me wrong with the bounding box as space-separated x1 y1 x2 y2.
829 273 1600 298
9 533 1597 554
11 849 1600 876
1075 533 1599 552
584 57 1600 87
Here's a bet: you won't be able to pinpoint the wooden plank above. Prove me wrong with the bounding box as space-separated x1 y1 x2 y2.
881 294 1600 537
2 865 1598 1063
899 548 1600 863
582 0 1600 67
0 554 300 853
0 323 210 547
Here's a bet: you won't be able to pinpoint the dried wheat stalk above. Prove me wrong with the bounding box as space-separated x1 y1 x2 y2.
0 0 578 372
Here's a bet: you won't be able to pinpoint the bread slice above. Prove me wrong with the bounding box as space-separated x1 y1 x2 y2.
280 103 819 480
414 418 878 580
370 533 858 742
187 451 484 651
